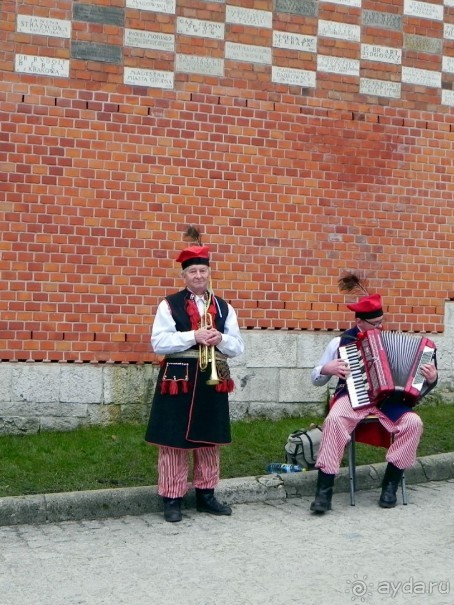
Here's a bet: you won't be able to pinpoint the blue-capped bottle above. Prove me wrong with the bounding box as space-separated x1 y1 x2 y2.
266 463 303 473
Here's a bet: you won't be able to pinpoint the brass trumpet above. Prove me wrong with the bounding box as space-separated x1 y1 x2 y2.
199 295 221 385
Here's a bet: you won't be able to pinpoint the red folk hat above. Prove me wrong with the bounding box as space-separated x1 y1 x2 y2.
176 245 210 270
346 293 383 319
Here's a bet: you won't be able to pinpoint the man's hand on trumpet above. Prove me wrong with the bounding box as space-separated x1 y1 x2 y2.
195 327 222 347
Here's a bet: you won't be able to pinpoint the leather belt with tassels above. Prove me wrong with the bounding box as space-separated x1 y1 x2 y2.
161 350 234 394
165 351 228 361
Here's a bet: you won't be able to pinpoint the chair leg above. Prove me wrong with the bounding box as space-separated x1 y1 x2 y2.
401 472 408 505
348 431 356 506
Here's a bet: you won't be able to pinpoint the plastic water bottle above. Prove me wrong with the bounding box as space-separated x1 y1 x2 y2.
266 463 302 473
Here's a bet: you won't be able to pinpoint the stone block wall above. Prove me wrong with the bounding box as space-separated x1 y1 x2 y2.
1 302 452 435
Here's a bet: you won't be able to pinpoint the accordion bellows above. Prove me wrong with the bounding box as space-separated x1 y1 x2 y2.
340 329 436 409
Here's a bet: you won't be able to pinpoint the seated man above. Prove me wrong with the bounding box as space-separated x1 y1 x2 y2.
310 293 438 514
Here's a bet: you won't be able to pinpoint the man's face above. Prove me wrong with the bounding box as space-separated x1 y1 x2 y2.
357 316 384 333
183 264 210 295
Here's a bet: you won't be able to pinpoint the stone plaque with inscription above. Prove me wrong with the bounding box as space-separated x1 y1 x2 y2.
225 42 272 64
404 34 442 54
445 24 454 40
15 54 69 78
323 0 361 7
318 20 361 42
272 66 316 87
124 67 174 88
275 0 318 18
317 55 360 77
124 29 175 52
361 44 402 65
273 31 317 54
72 42 122 64
175 54 224 76
226 6 273 28
403 0 444 21
360 78 401 98
441 89 454 105
402 66 441 88
362 11 402 31
176 17 224 40
73 5 124 26
126 0 176 14
17 15 71 38
442 56 454 74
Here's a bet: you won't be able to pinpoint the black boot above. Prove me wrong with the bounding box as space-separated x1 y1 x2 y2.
379 463 404 509
162 497 182 522
310 470 335 514
196 488 232 516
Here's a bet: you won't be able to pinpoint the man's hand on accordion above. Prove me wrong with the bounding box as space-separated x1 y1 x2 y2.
420 363 438 385
321 359 350 379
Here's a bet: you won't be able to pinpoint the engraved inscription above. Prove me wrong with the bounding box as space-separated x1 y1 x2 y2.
402 66 441 88
73 4 124 26
361 44 402 64
275 0 318 18
15 54 69 77
272 66 316 87
362 10 402 31
442 56 454 73
404 34 442 54
225 6 273 28
72 42 122 64
317 55 360 77
175 54 224 76
17 15 71 38
124 29 175 52
403 0 444 21
124 67 174 88
318 20 361 42
360 78 401 98
126 0 176 14
444 24 454 40
322 0 361 7
225 42 272 64
441 89 454 105
177 17 224 40
273 31 317 54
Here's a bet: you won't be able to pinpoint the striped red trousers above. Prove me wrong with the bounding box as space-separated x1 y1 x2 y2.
157 445 220 499
315 394 423 475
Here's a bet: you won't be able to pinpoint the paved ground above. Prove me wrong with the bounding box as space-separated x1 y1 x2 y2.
0 479 452 605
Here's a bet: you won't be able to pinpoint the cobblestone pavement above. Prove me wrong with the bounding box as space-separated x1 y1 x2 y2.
0 481 452 605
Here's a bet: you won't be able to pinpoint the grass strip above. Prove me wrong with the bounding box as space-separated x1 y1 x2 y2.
0 402 452 497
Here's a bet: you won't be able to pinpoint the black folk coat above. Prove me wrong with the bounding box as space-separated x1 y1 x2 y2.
145 290 231 449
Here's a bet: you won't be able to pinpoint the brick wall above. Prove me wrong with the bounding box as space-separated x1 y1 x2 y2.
0 0 453 364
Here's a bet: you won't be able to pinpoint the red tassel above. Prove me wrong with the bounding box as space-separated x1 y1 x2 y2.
227 379 235 393
169 380 179 395
181 380 188 393
160 380 169 395
215 381 228 393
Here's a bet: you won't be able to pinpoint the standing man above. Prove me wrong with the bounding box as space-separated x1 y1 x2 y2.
310 292 438 514
145 241 245 522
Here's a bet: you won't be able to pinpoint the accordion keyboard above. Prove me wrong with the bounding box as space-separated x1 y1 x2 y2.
339 343 372 408
411 346 436 390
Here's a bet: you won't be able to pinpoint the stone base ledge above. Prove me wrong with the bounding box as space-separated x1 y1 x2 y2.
0 452 453 527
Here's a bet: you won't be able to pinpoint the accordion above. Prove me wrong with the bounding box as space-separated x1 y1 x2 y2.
339 329 436 409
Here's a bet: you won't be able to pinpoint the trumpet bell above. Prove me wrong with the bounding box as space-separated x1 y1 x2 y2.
206 353 221 385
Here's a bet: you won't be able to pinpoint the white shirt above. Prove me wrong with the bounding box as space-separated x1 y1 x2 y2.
311 336 341 386
151 297 245 358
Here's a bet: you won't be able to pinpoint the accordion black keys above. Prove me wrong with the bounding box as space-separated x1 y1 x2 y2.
339 329 436 409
